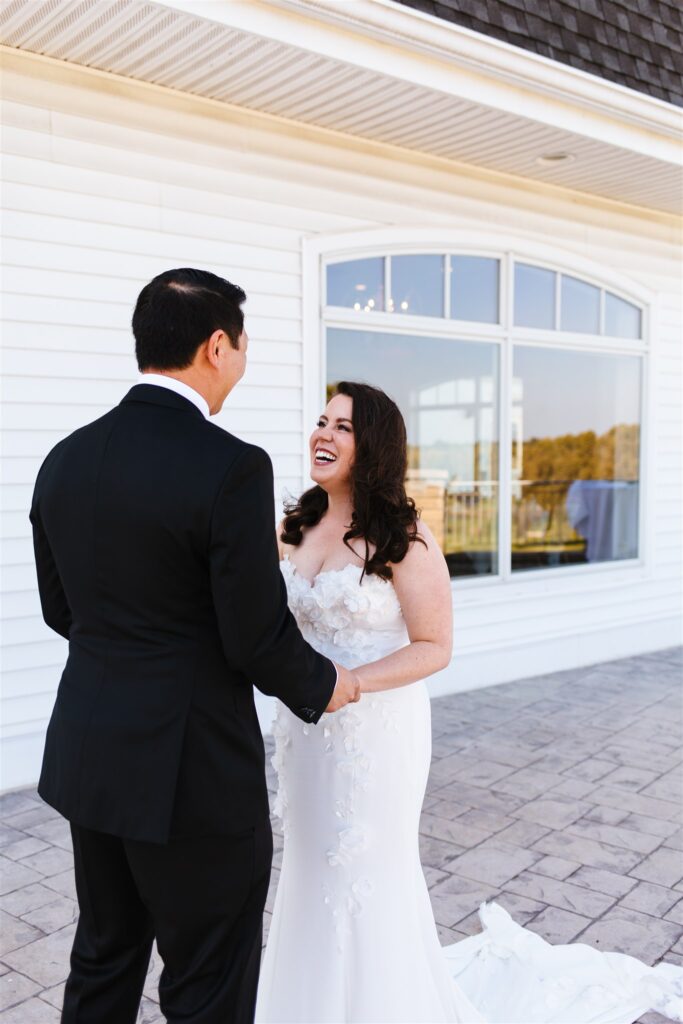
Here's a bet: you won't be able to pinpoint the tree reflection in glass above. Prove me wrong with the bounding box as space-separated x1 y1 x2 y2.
512 347 641 570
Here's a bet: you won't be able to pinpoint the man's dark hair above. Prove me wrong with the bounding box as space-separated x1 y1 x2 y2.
132 268 246 370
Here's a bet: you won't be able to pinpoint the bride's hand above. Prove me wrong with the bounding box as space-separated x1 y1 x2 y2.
325 664 361 712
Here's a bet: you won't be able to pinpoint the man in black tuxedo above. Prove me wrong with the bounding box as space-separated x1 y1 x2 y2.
30 268 360 1023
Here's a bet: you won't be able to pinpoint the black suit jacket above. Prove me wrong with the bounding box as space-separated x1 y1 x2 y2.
30 384 336 843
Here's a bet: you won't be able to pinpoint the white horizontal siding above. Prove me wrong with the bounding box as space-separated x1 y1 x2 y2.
2 268 304 323
1 56 681 790
2 401 303 434
4 377 304 410
3 348 303 385
1 589 41 618
3 210 301 273
4 238 304 297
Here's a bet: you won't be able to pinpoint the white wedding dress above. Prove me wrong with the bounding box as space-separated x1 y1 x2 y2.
255 555 683 1024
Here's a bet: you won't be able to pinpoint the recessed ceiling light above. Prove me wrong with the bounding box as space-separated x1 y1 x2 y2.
536 152 575 166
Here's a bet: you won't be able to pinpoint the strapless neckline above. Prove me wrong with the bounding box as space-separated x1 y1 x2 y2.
281 552 364 588
279 551 406 669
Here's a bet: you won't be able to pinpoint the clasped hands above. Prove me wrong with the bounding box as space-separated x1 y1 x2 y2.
325 663 362 712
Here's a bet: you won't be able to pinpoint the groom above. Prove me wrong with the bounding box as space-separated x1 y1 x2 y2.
30 268 360 1023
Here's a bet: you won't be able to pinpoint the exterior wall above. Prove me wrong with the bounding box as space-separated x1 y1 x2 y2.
2 51 681 790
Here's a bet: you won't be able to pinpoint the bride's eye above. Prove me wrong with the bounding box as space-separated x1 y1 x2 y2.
315 418 351 432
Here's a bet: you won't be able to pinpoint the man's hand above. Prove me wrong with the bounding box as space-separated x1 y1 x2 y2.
325 663 361 713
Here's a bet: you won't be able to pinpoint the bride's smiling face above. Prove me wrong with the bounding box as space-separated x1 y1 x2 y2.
309 393 355 489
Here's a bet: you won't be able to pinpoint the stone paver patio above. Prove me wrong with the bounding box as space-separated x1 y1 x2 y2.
0 647 681 1022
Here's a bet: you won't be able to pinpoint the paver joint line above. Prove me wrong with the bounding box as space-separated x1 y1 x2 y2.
0 647 681 1022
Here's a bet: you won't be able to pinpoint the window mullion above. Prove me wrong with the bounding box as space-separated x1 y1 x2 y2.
499 252 514 581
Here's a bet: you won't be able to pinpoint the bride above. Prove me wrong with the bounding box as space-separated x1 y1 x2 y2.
255 381 683 1024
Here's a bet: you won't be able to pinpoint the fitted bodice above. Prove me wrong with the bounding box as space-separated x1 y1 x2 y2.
279 553 409 669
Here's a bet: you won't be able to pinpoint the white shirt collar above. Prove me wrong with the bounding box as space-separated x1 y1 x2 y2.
138 373 210 419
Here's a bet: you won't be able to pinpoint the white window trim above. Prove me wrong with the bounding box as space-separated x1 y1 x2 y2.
302 228 657 603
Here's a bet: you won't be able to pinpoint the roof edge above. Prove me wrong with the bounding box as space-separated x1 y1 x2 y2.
259 0 683 140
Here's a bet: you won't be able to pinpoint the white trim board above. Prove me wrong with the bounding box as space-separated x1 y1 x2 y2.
165 0 682 152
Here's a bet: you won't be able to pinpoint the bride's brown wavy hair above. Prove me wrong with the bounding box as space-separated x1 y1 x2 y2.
280 381 425 581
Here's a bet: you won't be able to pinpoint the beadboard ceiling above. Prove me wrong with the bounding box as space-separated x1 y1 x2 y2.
1 0 680 214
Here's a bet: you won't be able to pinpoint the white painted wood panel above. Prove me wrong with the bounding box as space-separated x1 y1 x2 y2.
1 57 680 790
3 210 301 274
3 238 304 297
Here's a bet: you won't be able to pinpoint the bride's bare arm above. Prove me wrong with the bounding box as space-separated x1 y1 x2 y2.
356 521 453 693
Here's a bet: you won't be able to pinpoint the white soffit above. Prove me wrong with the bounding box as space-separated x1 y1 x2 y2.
1 0 681 215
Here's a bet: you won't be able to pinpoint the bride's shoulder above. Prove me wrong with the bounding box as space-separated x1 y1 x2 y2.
391 518 446 579
406 517 439 556
390 518 451 619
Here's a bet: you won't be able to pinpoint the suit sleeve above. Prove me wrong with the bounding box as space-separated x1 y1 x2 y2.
209 445 337 724
29 484 72 641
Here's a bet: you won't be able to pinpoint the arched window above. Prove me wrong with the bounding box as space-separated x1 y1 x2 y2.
321 250 645 580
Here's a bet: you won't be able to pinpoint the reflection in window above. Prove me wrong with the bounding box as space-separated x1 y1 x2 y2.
451 256 499 323
326 258 384 311
605 292 642 339
514 264 556 328
390 254 444 316
561 275 600 334
327 329 499 578
511 347 641 571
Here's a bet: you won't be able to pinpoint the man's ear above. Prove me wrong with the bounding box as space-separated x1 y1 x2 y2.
205 330 224 370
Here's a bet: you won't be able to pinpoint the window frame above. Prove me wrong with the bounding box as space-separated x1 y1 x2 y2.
302 229 654 597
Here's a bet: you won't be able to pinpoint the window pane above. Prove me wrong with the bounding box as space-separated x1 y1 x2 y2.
451 256 499 323
514 263 555 328
605 292 641 339
326 258 384 311
389 254 444 317
512 346 641 571
561 275 600 333
327 329 499 578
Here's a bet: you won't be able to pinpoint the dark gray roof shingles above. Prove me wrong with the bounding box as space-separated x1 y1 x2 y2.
394 0 683 106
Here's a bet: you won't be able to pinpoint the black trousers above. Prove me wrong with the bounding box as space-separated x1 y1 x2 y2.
62 819 273 1024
